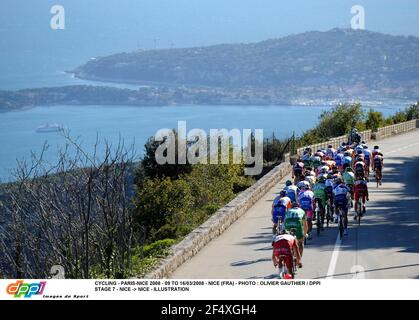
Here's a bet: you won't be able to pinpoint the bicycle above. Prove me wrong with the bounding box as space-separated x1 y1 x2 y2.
336 207 345 240
276 254 297 279
354 198 362 226
375 167 382 188
325 193 333 227
314 199 323 236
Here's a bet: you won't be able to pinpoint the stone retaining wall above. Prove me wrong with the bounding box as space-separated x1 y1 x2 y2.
145 154 291 278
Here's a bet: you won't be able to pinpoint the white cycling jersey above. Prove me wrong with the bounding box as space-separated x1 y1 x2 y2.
297 180 311 190
333 185 350 196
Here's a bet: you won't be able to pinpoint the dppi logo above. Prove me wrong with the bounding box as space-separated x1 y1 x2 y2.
6 280 46 298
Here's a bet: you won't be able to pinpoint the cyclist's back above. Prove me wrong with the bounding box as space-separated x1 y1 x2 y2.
284 207 306 242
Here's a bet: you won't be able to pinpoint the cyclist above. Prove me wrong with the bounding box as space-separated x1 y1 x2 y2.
363 145 372 175
343 151 353 171
355 149 365 162
325 144 336 160
301 149 312 168
372 145 381 160
318 165 329 180
313 176 327 230
311 153 322 173
343 167 355 207
297 179 311 192
323 159 336 171
298 184 315 240
333 178 351 235
292 161 305 184
353 177 369 218
354 158 366 180
349 128 362 145
325 173 335 219
373 152 384 185
272 230 302 278
334 150 345 172
271 190 291 234
305 169 316 189
284 203 308 257
284 180 299 205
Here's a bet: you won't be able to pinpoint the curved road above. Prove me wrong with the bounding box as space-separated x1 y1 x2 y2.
172 130 419 279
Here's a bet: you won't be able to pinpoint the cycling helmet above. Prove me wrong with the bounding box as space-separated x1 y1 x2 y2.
357 149 363 155
344 151 350 156
318 176 326 183
321 167 328 174
327 173 334 179
285 180 292 187
374 145 379 150
363 145 369 149
335 177 343 185
279 190 287 198
345 167 353 172
328 144 333 149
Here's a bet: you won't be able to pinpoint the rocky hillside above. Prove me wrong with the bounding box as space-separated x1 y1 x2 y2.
72 28 419 93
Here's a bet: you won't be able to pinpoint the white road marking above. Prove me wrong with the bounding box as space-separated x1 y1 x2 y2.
325 139 419 279
326 233 341 279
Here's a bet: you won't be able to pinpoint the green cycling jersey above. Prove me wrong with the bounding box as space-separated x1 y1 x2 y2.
343 171 355 186
313 182 327 203
284 207 306 241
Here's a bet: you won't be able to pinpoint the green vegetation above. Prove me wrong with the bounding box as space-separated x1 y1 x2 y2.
295 101 419 147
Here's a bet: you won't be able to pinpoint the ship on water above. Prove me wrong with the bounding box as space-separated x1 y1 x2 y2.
35 123 64 133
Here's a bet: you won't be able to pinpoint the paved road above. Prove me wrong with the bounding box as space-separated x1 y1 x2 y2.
172 130 419 279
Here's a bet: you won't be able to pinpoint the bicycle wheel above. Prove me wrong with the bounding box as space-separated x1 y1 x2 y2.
316 207 321 236
326 199 332 227
356 201 361 226
338 211 344 240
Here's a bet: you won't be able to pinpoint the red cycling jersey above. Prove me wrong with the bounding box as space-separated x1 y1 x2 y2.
273 234 297 272
354 179 369 202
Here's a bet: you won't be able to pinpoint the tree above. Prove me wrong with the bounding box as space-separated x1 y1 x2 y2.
134 177 193 242
365 109 385 132
405 101 419 120
138 131 192 183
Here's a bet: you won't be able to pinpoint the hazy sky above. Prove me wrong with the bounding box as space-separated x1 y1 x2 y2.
1 0 418 53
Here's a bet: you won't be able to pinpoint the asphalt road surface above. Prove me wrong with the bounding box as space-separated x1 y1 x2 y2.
172 130 419 279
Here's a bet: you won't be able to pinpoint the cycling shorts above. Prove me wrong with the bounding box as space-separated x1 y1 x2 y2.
275 253 293 274
334 199 348 214
354 192 367 202
325 186 333 196
314 198 325 211
304 209 313 220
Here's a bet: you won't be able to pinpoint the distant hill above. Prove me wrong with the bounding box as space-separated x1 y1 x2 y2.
72 28 419 99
